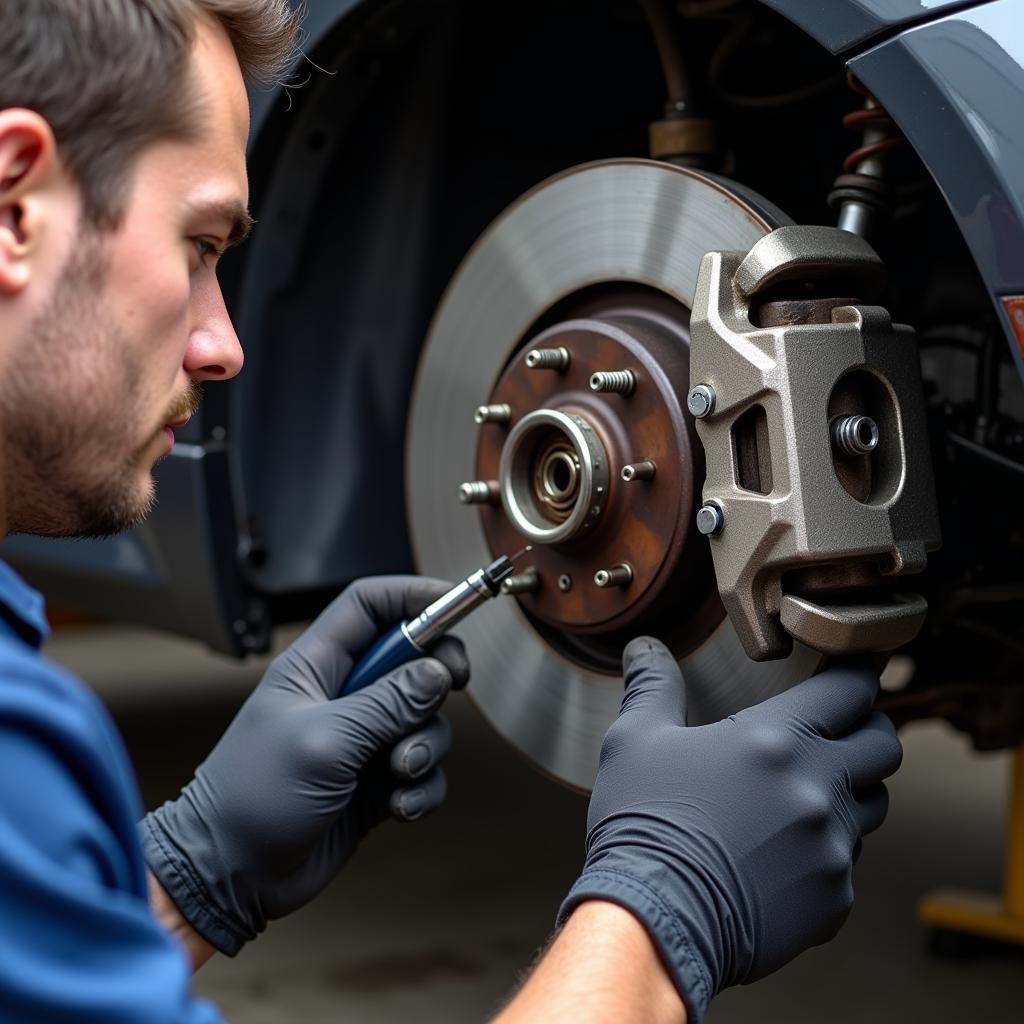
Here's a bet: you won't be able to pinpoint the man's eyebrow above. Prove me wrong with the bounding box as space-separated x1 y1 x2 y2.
227 207 255 247
190 200 254 248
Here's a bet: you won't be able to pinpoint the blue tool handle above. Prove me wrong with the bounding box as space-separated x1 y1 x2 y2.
341 623 423 696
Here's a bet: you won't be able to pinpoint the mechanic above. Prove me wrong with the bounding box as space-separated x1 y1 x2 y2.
0 3 902 1023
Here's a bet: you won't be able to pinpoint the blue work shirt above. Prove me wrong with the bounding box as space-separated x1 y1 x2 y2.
0 560 222 1023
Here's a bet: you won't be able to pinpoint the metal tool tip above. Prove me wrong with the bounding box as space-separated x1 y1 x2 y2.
511 545 533 563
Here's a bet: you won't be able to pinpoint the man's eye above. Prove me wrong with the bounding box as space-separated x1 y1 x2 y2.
193 238 223 265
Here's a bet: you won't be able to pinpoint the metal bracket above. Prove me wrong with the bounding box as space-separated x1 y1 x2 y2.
690 225 941 661
779 592 927 655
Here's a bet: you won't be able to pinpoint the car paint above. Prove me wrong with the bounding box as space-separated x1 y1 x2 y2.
762 0 990 53
849 0 1024 377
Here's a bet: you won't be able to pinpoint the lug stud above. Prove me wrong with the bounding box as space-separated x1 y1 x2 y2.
590 370 636 396
621 460 656 483
687 384 716 418
557 574 573 593
475 403 512 425
458 480 499 505
501 570 540 595
594 563 633 588
696 503 724 536
831 414 879 458
525 347 571 371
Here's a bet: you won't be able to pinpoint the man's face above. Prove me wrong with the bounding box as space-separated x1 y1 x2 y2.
1 17 249 537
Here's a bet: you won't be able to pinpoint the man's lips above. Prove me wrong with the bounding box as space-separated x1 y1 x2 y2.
158 414 193 451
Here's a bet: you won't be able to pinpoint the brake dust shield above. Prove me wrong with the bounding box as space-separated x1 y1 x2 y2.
406 160 820 791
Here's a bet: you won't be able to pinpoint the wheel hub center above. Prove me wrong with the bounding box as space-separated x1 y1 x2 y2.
471 300 720 643
538 445 579 512
500 407 609 544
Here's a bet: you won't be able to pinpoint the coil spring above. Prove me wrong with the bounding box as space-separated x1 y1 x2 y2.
828 73 907 220
841 72 906 172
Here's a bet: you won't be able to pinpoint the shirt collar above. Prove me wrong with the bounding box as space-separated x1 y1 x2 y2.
0 559 50 649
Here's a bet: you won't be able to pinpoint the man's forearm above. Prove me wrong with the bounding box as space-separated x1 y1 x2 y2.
493 900 685 1024
147 871 216 972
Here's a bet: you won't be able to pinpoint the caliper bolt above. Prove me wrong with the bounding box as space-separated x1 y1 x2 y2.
621 460 657 483
525 347 571 371
590 370 636 396
458 480 499 505
696 503 724 536
831 414 879 458
594 563 634 588
474 403 512 425
501 570 540 595
557 574 573 593
687 384 716 419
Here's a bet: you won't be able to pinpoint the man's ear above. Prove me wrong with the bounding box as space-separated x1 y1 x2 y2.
0 109 61 295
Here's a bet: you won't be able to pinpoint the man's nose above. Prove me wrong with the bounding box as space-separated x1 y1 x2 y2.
184 279 245 381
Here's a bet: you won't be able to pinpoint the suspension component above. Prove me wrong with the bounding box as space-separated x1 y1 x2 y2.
689 224 941 660
829 73 906 239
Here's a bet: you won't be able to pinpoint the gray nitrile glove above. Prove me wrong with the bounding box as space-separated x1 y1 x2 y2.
141 576 469 955
558 638 902 1023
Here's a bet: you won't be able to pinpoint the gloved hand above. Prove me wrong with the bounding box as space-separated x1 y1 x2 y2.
141 576 468 956
558 638 901 1024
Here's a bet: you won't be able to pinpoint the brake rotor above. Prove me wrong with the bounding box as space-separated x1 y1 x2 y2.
407 159 821 791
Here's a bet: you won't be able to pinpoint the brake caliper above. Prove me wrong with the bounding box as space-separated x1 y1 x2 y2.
689 225 941 660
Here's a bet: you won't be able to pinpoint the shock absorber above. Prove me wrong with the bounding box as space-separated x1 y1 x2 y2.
828 73 907 239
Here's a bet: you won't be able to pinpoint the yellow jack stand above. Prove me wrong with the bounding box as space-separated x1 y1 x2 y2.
918 747 1024 947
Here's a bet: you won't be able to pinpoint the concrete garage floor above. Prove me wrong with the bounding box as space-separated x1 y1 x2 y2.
49 622 1024 1023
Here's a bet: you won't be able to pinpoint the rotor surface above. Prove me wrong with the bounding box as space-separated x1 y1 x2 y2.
407 160 820 791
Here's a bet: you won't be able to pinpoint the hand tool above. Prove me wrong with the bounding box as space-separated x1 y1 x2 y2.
340 548 531 696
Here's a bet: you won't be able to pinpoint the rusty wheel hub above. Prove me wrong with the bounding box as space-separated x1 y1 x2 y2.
475 302 722 654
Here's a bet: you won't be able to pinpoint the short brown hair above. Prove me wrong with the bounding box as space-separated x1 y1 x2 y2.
0 0 300 228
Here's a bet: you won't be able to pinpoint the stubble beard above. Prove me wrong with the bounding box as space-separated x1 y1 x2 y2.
1 230 172 539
